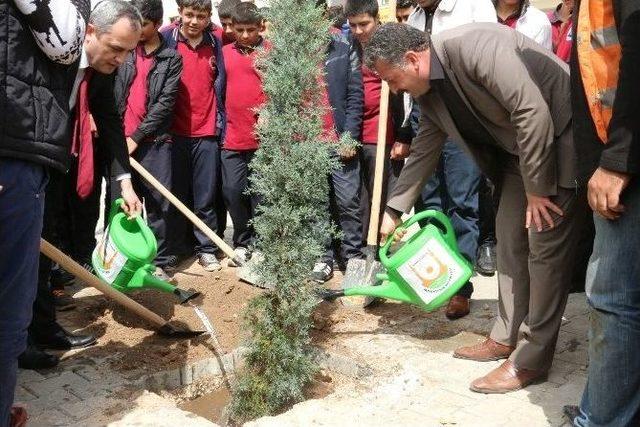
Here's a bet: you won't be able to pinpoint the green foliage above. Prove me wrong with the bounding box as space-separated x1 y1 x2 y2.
229 0 343 422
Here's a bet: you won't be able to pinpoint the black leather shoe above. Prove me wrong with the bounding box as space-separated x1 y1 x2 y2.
476 242 497 276
34 328 97 350
18 343 59 370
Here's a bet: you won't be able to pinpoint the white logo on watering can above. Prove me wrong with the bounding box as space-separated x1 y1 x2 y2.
92 226 128 284
397 238 464 305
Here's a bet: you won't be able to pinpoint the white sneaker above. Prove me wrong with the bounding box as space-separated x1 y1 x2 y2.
227 247 249 267
311 262 333 283
198 253 222 272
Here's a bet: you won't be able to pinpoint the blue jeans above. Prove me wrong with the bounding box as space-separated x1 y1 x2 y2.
575 183 640 427
415 139 481 298
0 159 47 427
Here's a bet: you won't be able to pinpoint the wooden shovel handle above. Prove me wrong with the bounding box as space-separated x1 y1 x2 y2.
367 0 398 246
40 239 167 329
367 82 391 246
129 157 236 259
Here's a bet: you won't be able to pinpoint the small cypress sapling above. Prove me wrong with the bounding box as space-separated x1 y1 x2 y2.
229 0 358 422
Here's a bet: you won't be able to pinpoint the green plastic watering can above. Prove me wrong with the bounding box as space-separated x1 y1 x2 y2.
319 210 473 312
91 199 200 304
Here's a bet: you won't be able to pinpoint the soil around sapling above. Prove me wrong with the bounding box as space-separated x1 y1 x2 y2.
59 256 476 378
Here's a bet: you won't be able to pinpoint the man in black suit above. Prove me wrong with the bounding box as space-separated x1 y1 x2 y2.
22 0 144 368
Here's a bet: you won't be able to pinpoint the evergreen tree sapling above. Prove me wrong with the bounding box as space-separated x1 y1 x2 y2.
230 0 359 421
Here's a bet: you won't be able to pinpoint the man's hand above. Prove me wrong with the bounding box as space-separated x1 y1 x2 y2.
526 193 563 232
120 179 142 218
390 142 410 160
126 137 138 155
587 167 631 220
379 210 404 245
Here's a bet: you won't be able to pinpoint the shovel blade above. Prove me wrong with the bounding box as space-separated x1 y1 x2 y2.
341 258 383 307
236 254 274 290
158 323 206 338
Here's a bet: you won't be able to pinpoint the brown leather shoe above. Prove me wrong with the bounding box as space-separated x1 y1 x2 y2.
453 338 514 361
445 295 470 320
10 406 27 427
470 360 546 394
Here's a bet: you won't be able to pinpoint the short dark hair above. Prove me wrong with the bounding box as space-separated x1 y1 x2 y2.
179 0 212 13
218 0 241 19
130 0 163 24
364 22 430 68
397 0 416 9
344 0 378 19
231 2 262 25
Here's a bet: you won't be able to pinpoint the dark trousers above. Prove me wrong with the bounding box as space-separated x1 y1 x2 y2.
415 140 480 299
110 141 173 266
0 159 47 427
48 158 103 264
221 149 258 249
360 144 404 245
171 136 222 255
322 155 363 267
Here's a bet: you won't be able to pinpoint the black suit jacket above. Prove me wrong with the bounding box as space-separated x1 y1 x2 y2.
88 72 130 178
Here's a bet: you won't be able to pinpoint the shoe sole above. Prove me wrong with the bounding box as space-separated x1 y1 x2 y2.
475 269 496 277
453 353 512 362
445 310 471 320
469 374 547 394
201 264 222 272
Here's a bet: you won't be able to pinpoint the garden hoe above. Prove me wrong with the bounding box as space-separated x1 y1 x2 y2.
40 239 204 338
129 157 265 288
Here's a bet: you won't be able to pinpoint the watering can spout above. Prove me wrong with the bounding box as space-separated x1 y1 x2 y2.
174 287 202 305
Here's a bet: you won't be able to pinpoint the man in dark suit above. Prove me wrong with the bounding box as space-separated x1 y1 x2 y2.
23 0 144 368
366 23 588 393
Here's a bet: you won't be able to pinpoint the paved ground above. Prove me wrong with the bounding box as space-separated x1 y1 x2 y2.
16 271 588 426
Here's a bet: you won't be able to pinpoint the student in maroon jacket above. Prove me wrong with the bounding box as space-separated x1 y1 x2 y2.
221 3 266 265
114 0 183 281
344 0 412 242
161 0 227 272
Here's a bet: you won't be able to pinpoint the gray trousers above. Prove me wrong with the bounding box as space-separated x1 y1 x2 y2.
489 158 588 371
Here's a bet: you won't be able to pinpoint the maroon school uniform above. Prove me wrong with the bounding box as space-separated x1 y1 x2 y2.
547 7 572 63
171 33 217 137
222 42 267 150
124 45 154 138
361 65 394 145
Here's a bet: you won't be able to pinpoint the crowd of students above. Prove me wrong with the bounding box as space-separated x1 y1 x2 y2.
0 0 638 425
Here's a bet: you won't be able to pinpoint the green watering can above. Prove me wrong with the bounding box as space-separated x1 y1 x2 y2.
319 210 473 312
91 199 200 305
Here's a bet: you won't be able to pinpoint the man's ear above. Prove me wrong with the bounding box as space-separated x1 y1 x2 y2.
154 22 162 31
404 50 421 71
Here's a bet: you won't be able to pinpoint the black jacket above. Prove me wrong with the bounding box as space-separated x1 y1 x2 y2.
325 32 363 140
0 1 85 172
114 36 183 144
571 0 640 180
89 72 132 178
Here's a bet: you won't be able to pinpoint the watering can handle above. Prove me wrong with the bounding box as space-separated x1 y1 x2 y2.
109 198 157 252
379 210 458 264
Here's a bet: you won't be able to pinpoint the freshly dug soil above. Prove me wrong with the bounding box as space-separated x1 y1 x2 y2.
60 256 478 374
61 257 262 372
